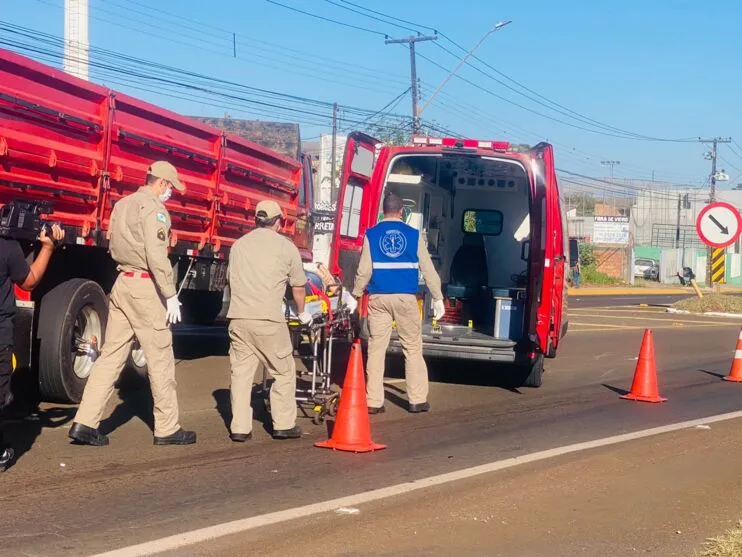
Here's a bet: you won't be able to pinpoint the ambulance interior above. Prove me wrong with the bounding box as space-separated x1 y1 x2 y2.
381 153 531 344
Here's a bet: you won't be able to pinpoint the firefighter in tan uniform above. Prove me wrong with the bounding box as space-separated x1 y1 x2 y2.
227 200 310 441
352 192 445 414
69 161 196 447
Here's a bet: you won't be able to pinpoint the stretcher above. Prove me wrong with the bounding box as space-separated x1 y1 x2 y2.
261 276 356 425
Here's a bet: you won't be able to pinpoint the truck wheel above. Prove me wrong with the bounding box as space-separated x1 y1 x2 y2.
127 339 148 377
37 279 108 404
517 354 544 388
180 290 223 325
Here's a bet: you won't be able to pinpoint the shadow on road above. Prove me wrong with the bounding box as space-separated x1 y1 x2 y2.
2 406 76 468
212 386 273 436
700 369 726 380
602 383 630 396
100 382 155 434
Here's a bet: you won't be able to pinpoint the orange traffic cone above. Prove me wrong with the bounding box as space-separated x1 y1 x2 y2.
620 329 667 403
724 326 742 382
315 339 386 453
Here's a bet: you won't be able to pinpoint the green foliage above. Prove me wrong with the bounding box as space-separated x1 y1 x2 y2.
463 210 476 233
581 266 624 286
362 118 445 146
578 242 597 267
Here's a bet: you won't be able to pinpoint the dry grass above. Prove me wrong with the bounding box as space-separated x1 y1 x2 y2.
698 522 742 556
673 295 742 314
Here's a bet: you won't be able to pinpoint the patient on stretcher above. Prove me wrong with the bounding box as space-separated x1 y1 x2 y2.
282 263 356 320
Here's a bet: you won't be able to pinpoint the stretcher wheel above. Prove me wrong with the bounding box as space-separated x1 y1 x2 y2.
312 406 324 426
326 393 339 417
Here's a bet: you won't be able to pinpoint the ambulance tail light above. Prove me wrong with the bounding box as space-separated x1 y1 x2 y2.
411 136 511 152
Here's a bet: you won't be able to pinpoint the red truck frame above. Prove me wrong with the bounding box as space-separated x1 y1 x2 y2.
0 48 316 403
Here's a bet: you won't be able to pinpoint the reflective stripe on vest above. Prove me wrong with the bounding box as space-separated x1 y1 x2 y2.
372 262 420 270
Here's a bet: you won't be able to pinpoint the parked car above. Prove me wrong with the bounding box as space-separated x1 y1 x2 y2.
634 258 660 281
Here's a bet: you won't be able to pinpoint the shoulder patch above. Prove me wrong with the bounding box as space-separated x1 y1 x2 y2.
156 212 167 223
157 228 166 242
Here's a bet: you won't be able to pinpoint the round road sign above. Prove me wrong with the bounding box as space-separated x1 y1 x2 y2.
696 201 742 248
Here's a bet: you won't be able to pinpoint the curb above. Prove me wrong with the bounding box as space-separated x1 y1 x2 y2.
666 308 742 319
569 288 690 296
569 288 742 297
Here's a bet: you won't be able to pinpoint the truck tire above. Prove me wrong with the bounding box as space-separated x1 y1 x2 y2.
517 354 544 388
37 279 108 404
181 290 223 325
127 339 148 377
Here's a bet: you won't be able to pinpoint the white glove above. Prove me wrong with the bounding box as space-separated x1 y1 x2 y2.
298 311 313 325
345 294 358 314
166 295 182 326
432 299 445 321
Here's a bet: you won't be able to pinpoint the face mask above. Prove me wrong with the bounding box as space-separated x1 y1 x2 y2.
159 186 172 203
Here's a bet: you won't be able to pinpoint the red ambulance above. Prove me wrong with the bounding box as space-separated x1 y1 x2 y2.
329 133 569 387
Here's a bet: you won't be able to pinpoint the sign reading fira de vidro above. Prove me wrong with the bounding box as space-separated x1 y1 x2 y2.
592 216 630 244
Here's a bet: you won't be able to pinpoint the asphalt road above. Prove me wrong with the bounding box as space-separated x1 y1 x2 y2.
3 301 742 556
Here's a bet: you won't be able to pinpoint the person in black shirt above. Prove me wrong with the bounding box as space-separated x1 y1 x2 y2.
0 224 64 471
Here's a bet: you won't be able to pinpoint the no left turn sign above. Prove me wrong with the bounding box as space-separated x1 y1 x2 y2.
696 201 742 249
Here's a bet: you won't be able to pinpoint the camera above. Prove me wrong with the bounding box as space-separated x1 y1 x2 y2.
0 200 61 242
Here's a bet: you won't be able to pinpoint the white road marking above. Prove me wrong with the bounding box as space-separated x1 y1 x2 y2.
86 409 742 557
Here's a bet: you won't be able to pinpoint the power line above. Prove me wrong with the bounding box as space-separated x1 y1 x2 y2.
99 0 409 82
324 0 419 34
327 2 697 144
264 0 389 37
338 0 438 32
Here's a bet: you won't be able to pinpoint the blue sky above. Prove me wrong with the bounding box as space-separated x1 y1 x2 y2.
3 0 742 186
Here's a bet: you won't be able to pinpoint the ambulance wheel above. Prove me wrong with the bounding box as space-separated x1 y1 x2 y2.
546 339 557 359
37 279 108 404
518 355 544 388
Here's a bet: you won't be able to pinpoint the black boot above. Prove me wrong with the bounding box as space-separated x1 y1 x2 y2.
272 425 302 439
154 428 197 446
69 423 110 446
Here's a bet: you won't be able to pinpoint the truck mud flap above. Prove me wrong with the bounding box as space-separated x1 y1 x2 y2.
12 303 34 370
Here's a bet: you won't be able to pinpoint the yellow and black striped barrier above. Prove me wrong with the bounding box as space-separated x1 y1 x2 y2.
711 248 726 284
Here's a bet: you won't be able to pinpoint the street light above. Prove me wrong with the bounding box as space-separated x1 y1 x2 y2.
418 20 512 117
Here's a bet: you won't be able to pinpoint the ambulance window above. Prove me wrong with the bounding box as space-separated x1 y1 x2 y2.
350 145 374 177
462 209 503 235
340 179 363 238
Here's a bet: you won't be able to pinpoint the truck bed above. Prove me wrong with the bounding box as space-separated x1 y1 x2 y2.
0 48 304 256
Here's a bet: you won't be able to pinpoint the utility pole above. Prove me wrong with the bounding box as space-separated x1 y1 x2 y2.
330 103 338 204
63 0 89 81
675 193 682 249
385 34 438 134
601 160 620 213
699 137 732 285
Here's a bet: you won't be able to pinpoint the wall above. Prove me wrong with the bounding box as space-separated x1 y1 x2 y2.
594 246 628 279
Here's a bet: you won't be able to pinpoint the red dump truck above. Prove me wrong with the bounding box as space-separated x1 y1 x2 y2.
0 48 315 404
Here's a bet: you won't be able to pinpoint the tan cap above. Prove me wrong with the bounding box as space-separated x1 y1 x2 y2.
255 199 283 220
147 160 185 192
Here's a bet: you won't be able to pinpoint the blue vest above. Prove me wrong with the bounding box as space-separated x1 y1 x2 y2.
366 220 419 295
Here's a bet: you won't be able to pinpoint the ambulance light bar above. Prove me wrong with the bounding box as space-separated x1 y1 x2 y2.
411 136 511 152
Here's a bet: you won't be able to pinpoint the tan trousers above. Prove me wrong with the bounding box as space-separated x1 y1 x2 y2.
228 319 297 434
74 276 181 438
366 294 428 408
